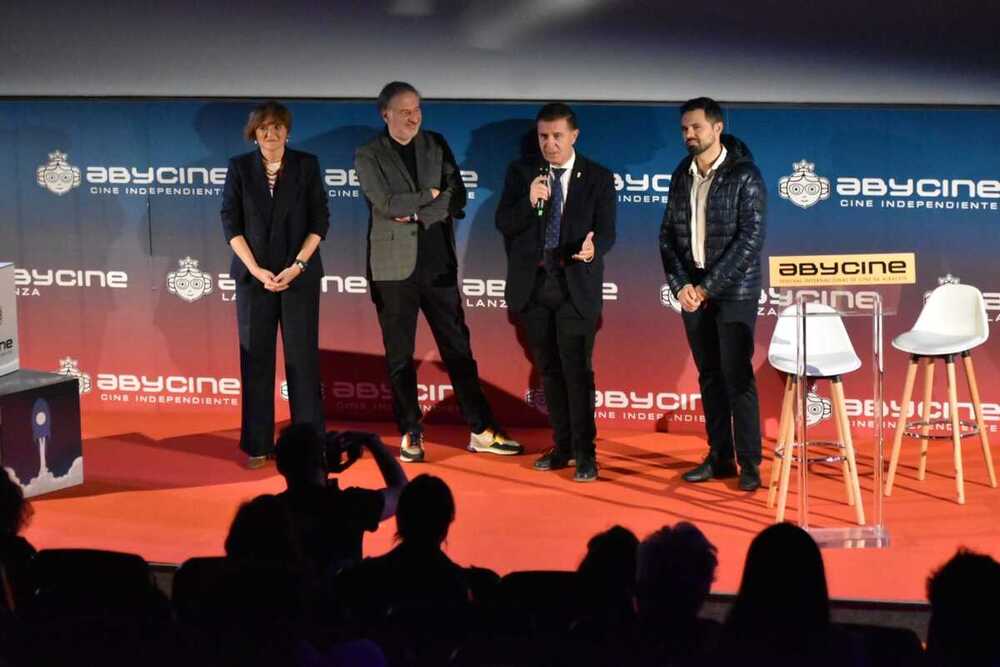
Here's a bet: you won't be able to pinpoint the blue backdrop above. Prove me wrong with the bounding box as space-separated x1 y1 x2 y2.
2 99 998 439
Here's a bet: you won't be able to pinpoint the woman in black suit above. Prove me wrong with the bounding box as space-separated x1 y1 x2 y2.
221 101 329 468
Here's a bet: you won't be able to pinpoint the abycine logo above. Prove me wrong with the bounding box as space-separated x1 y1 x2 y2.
167 257 214 303
659 284 681 313
805 388 832 426
56 357 93 394
779 160 830 209
37 151 82 196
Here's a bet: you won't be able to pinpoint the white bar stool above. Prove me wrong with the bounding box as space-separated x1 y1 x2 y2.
767 303 866 525
884 283 997 504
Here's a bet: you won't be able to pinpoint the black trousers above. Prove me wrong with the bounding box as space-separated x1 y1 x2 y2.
681 298 762 466
371 277 494 435
236 278 324 456
518 269 598 461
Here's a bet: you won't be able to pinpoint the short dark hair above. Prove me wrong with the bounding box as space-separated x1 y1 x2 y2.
378 81 420 114
680 97 724 124
243 100 292 142
536 102 578 130
275 423 325 482
926 548 1000 661
637 522 718 620
578 525 639 595
396 474 455 545
224 494 302 562
726 523 829 637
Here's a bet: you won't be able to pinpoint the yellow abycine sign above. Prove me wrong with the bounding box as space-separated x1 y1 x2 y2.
768 253 916 287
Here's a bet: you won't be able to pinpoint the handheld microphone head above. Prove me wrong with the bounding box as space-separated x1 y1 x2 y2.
535 165 550 217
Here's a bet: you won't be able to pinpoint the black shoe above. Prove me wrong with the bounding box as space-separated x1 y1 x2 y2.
245 455 269 470
682 456 738 483
573 458 598 483
738 461 761 491
533 448 574 471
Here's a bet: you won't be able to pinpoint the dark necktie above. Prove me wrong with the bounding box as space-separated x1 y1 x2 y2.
544 168 567 249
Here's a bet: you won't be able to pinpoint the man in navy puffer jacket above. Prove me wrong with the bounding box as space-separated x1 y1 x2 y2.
659 97 766 492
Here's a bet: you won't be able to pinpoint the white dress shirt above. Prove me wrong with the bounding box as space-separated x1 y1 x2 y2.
688 145 727 269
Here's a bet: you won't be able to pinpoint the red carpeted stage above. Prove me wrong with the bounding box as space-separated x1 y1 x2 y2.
23 412 1000 603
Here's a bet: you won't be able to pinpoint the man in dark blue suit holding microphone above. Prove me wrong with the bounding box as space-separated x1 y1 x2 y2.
496 103 616 482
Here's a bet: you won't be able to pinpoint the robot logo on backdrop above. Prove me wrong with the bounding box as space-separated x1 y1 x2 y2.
925 274 961 302
55 357 92 395
167 257 214 303
280 381 326 401
659 284 682 313
778 160 830 209
805 388 832 426
524 388 549 415
36 151 82 196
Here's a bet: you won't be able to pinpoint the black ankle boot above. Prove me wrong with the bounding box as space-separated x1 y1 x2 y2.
682 456 738 483
738 460 761 491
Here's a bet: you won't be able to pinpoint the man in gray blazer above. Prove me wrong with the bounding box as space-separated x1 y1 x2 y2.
355 81 522 463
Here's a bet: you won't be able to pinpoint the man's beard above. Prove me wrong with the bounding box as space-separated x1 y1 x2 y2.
686 140 711 156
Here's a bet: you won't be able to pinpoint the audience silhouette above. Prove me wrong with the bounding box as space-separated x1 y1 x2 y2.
274 425 406 577
635 521 720 665
717 522 861 666
6 450 1000 667
926 548 1000 667
338 473 470 624
577 524 639 628
0 469 34 613
225 493 304 565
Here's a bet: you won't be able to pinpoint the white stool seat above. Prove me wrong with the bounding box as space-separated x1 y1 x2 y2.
769 350 862 377
891 283 989 357
892 330 988 356
768 303 861 378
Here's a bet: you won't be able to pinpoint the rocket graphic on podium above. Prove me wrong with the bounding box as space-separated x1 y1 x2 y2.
32 399 51 481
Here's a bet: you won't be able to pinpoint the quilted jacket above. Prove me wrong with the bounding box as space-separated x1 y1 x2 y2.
659 134 766 301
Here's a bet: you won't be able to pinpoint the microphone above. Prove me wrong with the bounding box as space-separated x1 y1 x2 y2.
535 165 550 217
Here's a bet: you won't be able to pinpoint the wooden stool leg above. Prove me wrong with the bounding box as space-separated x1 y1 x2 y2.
768 374 795 508
918 358 935 481
829 379 855 507
886 357 919 495
832 379 866 525
963 353 998 488
776 379 799 522
946 357 965 505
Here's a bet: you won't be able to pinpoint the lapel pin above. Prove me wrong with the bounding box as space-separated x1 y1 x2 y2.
576 171 581 178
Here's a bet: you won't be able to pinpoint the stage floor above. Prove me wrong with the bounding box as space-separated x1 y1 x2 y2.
24 413 1000 603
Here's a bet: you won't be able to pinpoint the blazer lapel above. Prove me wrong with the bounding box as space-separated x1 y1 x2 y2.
270 151 300 227
380 135 416 192
248 154 273 221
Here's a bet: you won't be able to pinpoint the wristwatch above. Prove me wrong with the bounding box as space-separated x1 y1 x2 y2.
294 259 308 272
